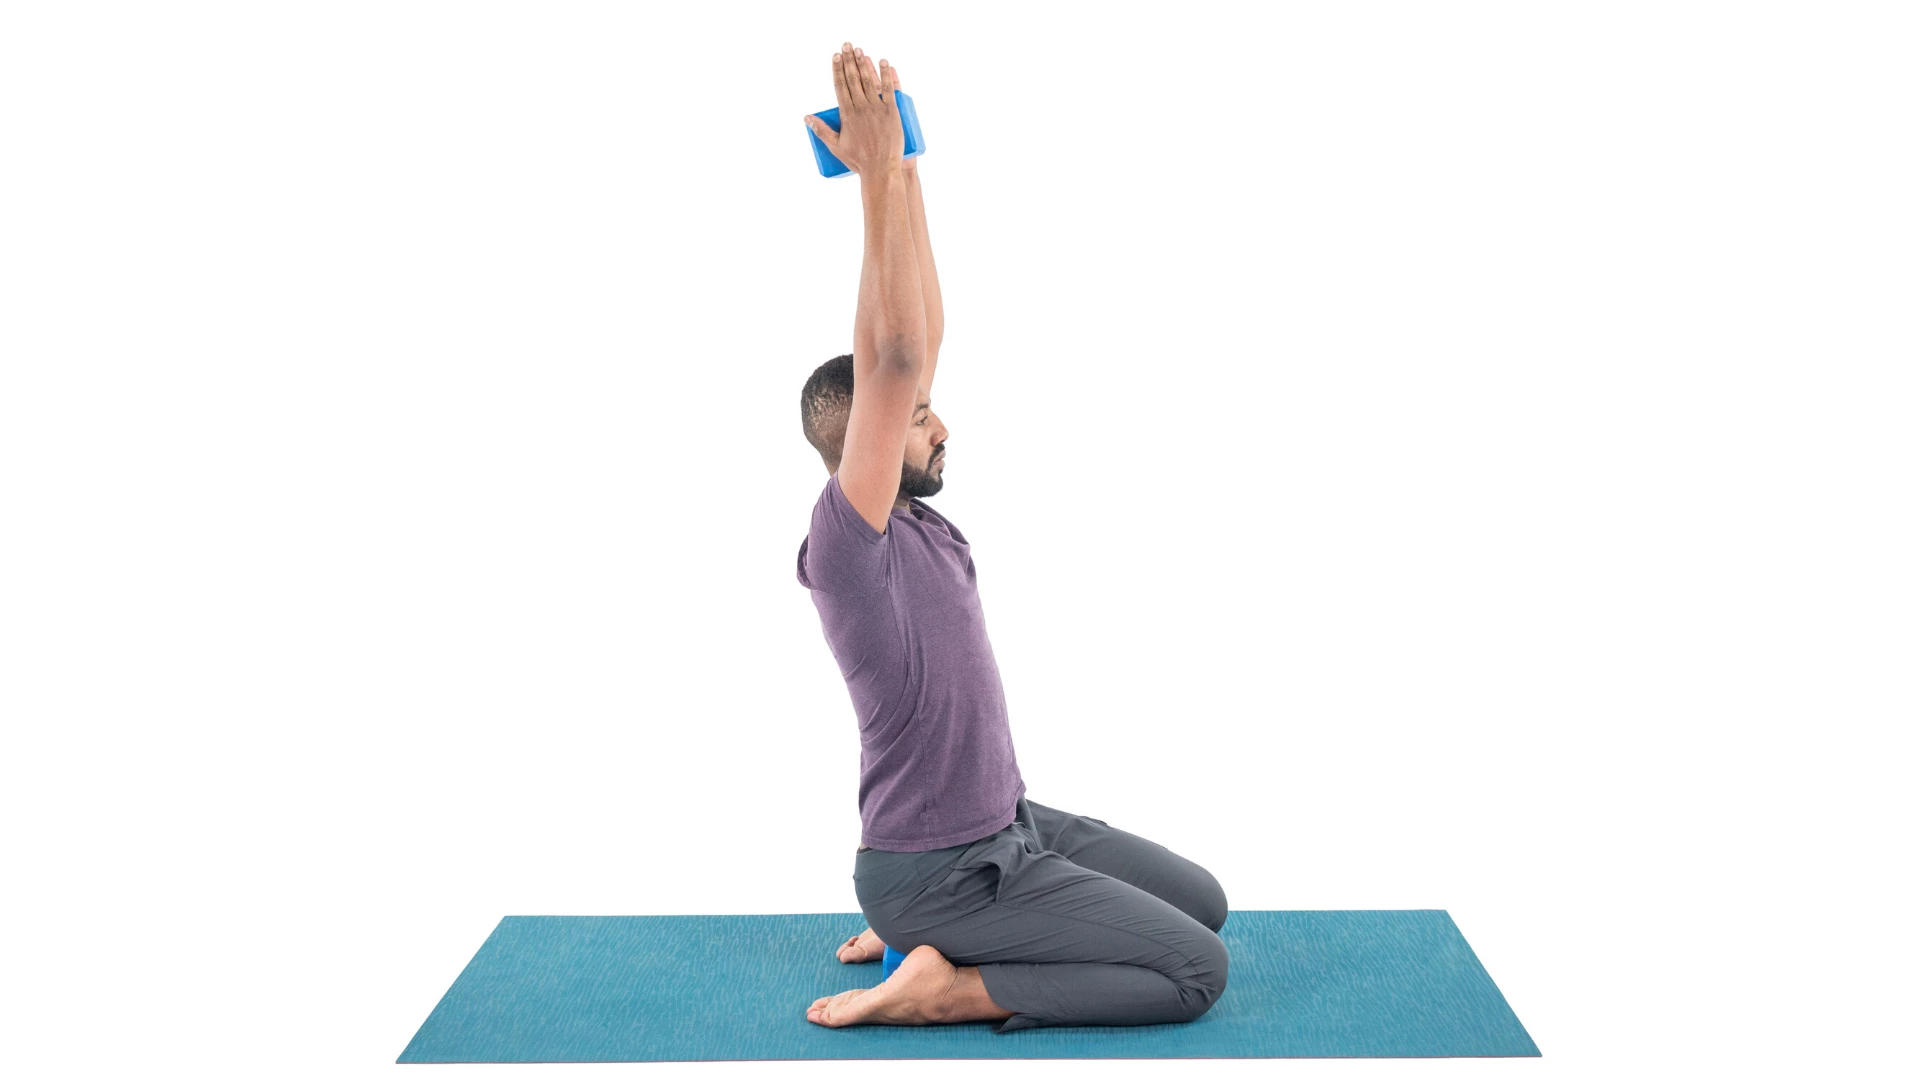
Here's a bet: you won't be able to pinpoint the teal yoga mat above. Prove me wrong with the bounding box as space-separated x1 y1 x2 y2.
398 910 1539 1061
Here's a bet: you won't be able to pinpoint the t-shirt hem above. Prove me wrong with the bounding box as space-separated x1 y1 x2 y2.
860 793 1023 853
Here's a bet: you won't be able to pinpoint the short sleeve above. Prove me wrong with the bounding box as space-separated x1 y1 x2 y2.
797 473 891 594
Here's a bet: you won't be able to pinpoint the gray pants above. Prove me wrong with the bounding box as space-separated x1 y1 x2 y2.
852 795 1230 1034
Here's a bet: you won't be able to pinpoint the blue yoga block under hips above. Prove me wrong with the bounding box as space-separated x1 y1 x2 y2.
883 943 906 980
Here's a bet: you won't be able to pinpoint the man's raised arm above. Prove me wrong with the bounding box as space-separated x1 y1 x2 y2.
901 162 942 395
855 164 927 369
804 46 926 371
801 45 926 532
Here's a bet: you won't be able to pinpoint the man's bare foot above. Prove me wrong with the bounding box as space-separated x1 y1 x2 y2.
806 944 1014 1027
836 926 885 964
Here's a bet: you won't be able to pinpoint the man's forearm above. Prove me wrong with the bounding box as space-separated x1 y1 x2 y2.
902 169 944 357
854 166 928 368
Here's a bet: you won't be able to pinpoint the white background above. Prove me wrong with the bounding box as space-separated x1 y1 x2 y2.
3 2 1914 1077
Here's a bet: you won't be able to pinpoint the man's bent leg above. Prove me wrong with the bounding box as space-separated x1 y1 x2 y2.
864 818 1229 1033
1023 799 1230 933
961 873 1230 1033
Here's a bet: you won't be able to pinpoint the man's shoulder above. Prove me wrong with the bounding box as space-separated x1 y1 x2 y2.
799 474 892 594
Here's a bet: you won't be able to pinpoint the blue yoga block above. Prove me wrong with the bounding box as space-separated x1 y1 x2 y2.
804 90 924 178
882 943 906 981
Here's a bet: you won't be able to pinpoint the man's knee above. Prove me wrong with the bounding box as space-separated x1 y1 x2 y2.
1178 930 1231 1020
1191 871 1229 934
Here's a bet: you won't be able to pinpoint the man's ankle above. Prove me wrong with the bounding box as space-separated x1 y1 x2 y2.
941 965 1016 1023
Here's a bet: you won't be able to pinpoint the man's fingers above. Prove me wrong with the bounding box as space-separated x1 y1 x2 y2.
842 45 866 110
848 46 868 100
850 45 876 102
805 113 834 150
832 48 853 111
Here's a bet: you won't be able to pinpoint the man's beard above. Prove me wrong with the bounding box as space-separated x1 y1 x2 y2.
899 450 944 499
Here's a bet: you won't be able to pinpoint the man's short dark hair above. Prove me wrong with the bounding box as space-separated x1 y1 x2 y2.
801 353 855 471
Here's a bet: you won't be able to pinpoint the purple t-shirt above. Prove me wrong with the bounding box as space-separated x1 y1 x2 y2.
796 473 1027 852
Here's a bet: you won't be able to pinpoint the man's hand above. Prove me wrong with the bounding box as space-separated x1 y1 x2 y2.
803 44 903 178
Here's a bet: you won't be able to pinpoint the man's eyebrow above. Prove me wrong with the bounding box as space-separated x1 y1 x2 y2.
913 403 929 413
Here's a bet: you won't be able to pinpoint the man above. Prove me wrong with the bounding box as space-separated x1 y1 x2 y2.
795 44 1229 1034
